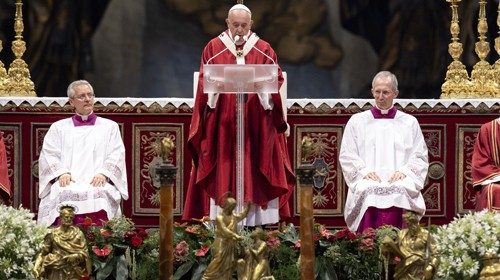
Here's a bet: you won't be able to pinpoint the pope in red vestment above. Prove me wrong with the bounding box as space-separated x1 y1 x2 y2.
183 4 295 225
0 133 11 204
472 118 500 211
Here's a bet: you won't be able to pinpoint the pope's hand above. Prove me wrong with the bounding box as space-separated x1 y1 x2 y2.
91 173 107 187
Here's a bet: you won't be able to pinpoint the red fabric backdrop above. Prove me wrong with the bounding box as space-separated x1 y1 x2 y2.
0 98 498 227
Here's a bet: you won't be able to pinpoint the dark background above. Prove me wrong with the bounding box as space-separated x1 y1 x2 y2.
0 0 498 99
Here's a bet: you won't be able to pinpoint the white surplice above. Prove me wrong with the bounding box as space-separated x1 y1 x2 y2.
339 110 428 231
37 117 128 225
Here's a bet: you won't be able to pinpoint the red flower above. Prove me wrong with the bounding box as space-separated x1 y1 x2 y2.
130 235 143 248
174 241 189 259
174 222 188 227
361 227 376 239
195 245 210 256
294 240 301 249
347 231 357 240
266 236 281 250
136 228 148 238
334 228 349 239
100 228 111 238
334 228 357 240
92 245 112 257
124 230 136 239
80 276 90 280
185 226 199 234
359 238 375 251
83 217 93 227
86 231 96 242
319 225 334 239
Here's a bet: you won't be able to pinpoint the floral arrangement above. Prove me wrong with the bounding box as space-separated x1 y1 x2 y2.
172 217 215 279
5 205 497 280
78 216 151 280
434 210 500 279
0 205 49 280
312 223 396 280
170 218 398 280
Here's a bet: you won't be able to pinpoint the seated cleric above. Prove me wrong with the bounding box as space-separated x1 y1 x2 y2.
37 80 128 226
339 71 429 233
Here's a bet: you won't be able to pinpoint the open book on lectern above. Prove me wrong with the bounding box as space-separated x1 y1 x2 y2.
203 64 279 94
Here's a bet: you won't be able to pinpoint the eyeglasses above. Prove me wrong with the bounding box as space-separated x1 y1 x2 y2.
372 90 394 97
72 93 95 101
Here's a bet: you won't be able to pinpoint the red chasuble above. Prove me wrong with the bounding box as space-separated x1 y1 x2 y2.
0 134 11 204
183 31 295 221
472 119 500 211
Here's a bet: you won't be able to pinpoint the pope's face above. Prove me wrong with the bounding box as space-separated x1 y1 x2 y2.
226 9 253 46
371 77 398 110
69 84 95 116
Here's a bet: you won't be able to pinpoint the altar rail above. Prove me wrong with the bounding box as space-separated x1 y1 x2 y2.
1 97 499 227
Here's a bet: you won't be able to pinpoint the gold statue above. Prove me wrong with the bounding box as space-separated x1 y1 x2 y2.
237 227 275 280
33 205 92 280
380 211 438 280
0 40 7 96
5 0 36 96
479 252 500 280
202 197 250 280
300 135 314 163
161 136 175 163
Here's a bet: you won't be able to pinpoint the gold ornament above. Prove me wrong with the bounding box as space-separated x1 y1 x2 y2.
5 0 36 96
380 212 438 280
202 197 250 280
33 205 92 280
0 40 7 96
441 0 472 98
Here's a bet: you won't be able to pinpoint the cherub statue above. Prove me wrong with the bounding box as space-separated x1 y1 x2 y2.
380 211 438 280
33 205 92 280
237 227 275 280
202 197 250 280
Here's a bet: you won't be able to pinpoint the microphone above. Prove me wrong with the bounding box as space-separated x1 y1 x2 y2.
234 31 249 44
234 35 248 42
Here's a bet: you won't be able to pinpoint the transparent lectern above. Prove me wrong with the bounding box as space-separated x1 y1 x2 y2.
203 64 279 215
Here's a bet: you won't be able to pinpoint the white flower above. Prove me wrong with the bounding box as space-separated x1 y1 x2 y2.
434 210 500 279
0 205 49 279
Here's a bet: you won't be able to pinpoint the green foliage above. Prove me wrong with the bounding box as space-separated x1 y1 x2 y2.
315 255 338 280
320 226 386 280
269 241 300 279
79 216 397 280
78 216 153 280
135 229 160 280
171 219 215 279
